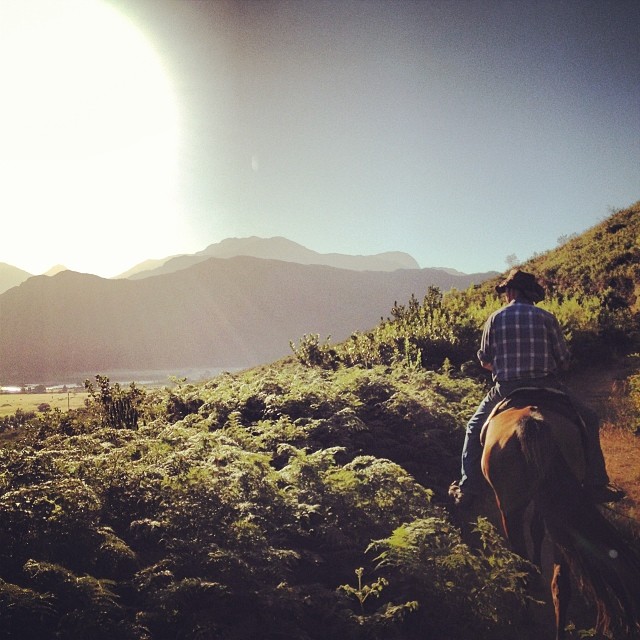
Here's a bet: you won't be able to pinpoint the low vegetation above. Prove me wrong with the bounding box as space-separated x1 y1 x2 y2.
0 202 638 638
0 365 534 639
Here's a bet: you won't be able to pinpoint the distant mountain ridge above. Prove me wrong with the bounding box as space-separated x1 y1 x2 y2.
122 236 421 279
0 236 471 293
44 264 68 277
0 255 496 382
1 236 426 294
0 263 32 295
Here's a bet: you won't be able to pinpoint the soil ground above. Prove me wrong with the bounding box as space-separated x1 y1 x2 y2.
569 361 640 518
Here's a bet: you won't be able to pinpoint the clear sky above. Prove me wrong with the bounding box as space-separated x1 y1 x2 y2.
2 0 638 277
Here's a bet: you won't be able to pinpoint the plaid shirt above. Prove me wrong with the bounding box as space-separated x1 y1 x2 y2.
477 300 570 382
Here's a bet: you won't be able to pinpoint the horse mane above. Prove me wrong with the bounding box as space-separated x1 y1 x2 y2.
516 412 640 637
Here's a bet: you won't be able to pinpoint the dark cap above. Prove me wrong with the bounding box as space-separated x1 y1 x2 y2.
495 269 545 302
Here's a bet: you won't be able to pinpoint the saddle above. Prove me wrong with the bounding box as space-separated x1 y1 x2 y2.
480 386 588 446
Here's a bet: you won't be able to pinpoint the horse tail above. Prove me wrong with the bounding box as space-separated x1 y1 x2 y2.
516 413 640 638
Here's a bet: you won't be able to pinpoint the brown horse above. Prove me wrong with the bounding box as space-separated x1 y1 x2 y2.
481 388 640 640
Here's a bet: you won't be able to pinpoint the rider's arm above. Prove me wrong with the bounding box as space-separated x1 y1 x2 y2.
477 314 495 372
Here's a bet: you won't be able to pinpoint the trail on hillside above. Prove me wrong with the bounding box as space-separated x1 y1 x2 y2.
567 361 640 510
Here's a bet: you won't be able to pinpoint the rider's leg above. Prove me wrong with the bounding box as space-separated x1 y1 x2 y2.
459 385 502 495
569 395 624 502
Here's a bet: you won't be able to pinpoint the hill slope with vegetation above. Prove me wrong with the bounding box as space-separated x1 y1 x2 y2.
0 202 638 639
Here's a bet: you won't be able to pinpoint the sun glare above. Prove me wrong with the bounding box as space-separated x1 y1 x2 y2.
0 0 193 277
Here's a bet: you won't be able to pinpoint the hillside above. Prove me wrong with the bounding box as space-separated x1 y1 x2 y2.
0 256 494 382
0 351 637 638
0 202 638 639
475 201 640 311
530 202 639 307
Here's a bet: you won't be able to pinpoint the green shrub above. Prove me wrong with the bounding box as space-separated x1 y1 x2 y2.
369 516 532 638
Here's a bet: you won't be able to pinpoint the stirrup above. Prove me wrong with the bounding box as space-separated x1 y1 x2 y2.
588 484 625 504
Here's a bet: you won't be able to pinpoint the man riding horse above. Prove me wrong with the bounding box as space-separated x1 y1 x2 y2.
449 269 624 508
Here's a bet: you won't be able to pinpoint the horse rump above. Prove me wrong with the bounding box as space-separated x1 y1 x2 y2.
517 413 640 638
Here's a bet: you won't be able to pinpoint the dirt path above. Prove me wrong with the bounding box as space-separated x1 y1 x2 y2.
566 360 640 514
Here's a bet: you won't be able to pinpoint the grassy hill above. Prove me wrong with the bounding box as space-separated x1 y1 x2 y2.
522 201 640 308
0 202 638 639
298 201 640 372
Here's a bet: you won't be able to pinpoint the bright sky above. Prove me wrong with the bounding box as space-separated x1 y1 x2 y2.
1 0 638 277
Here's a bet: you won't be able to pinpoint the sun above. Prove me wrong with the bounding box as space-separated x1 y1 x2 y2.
0 0 194 277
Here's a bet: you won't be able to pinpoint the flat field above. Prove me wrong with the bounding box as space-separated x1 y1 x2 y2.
0 392 88 417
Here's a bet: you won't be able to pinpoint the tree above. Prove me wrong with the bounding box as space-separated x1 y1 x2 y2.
505 253 519 269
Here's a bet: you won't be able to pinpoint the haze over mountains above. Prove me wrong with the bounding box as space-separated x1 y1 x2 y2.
0 263 32 296
118 236 422 279
0 237 496 383
1 237 424 293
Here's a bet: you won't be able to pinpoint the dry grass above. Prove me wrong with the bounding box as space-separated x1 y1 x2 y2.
0 392 88 417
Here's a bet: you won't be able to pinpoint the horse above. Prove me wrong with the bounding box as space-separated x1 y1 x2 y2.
480 388 640 640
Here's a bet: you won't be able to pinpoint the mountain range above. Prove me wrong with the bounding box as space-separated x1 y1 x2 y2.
0 263 32 296
0 238 496 382
118 236 422 279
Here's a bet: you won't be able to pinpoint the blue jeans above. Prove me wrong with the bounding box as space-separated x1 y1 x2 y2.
459 376 607 494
